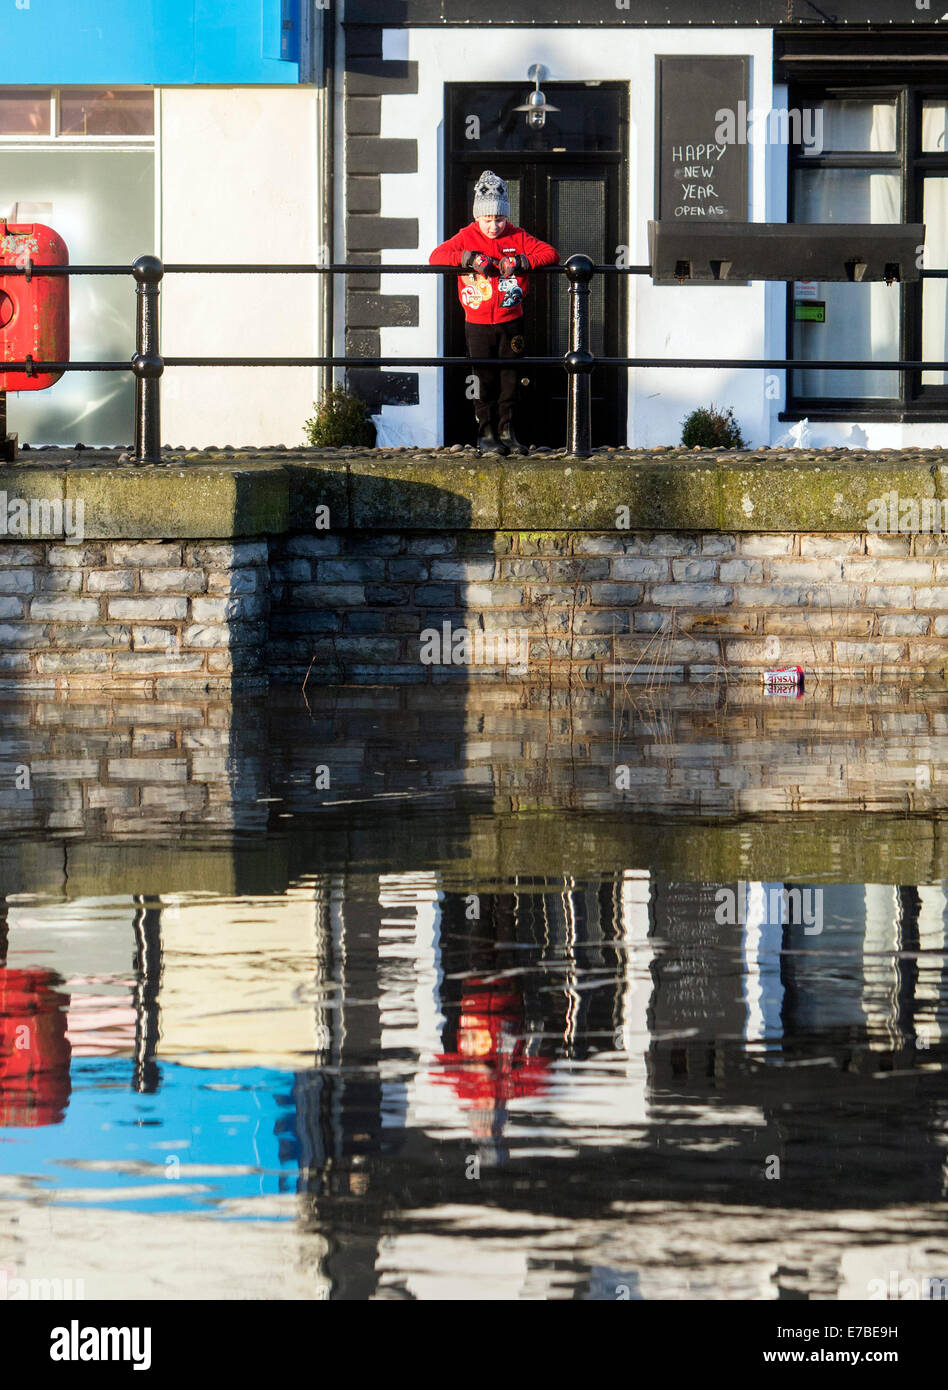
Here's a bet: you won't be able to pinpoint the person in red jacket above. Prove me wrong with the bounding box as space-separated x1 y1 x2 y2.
432 977 550 1167
429 170 559 456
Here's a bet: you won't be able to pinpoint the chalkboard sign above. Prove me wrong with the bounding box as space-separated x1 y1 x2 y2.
655 56 750 227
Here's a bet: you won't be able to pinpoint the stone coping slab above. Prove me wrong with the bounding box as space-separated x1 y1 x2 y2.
2 446 947 537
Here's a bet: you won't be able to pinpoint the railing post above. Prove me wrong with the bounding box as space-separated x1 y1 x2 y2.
0 386 17 461
564 254 595 458
131 255 163 464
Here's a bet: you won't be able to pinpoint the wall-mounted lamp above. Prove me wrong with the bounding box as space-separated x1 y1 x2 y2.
514 64 559 130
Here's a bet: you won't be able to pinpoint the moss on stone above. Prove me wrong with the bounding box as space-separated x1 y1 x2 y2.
284 458 351 530
63 465 288 539
348 462 501 529
717 461 939 532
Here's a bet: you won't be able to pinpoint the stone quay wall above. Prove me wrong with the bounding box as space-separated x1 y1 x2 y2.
0 446 947 689
0 539 268 686
267 527 948 685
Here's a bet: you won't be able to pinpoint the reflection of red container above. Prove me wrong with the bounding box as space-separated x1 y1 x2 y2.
764 665 804 696
0 222 69 392
0 969 71 1127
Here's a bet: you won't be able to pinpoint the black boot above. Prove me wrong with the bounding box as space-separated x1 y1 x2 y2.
498 423 528 456
476 422 509 456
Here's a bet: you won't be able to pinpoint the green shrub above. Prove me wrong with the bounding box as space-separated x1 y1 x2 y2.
680 403 745 450
304 387 376 448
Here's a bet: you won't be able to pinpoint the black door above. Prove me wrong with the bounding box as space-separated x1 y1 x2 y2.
443 84 628 449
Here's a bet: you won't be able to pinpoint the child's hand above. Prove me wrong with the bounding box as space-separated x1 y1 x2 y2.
461 251 499 275
498 254 529 276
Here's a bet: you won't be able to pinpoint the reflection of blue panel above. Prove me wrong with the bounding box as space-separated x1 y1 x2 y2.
2 1 302 85
0 1060 300 1216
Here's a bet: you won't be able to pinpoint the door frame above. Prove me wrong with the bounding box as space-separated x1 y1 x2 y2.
441 82 629 448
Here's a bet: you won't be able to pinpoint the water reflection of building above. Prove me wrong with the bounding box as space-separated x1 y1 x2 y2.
2 869 948 1299
326 871 948 1299
0 892 320 1228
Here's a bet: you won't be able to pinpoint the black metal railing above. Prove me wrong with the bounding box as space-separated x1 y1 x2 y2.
3 254 948 461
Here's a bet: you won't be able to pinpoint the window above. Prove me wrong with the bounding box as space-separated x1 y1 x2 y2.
0 88 52 136
0 89 155 446
59 90 154 137
788 86 948 418
0 88 154 139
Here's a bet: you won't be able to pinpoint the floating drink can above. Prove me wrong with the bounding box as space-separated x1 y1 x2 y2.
764 664 804 695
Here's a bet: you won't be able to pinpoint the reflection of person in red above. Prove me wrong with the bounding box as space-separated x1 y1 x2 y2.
433 978 549 1166
0 969 71 1127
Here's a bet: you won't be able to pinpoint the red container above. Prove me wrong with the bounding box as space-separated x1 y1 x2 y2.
764 664 804 695
0 221 69 392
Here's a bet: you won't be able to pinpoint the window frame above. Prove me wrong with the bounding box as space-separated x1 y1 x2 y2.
785 80 948 422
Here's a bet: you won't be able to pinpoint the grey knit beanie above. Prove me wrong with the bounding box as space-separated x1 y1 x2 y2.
473 170 510 219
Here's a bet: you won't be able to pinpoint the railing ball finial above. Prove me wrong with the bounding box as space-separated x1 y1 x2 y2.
564 253 595 284
132 254 164 286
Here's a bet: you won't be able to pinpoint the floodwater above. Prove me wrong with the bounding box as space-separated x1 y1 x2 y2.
2 683 948 1300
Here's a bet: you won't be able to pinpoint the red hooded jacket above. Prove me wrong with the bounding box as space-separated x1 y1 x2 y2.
429 220 559 325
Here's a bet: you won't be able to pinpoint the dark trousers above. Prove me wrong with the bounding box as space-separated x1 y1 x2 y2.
464 317 524 430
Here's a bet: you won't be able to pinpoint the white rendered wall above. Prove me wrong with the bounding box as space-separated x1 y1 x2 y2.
158 87 323 448
376 28 948 450
376 27 774 448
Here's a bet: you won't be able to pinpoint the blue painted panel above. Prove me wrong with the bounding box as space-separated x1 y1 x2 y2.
0 0 302 85
262 0 301 64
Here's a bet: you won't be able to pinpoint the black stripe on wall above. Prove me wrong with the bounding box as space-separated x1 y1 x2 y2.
344 25 421 411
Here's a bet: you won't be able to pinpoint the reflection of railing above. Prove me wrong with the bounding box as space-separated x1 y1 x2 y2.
132 895 162 1095
3 255 948 461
